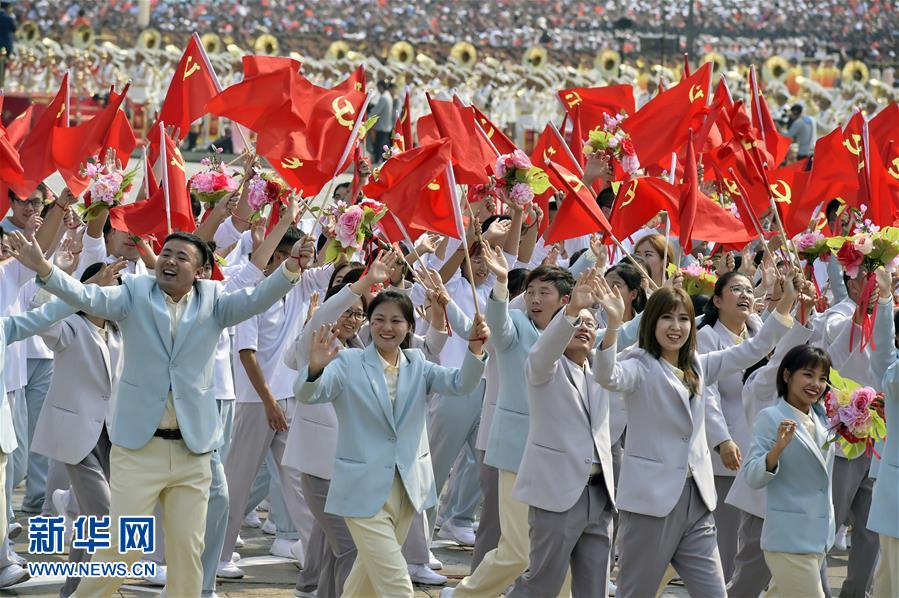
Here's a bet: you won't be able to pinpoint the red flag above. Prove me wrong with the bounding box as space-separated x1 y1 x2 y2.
6 106 33 147
543 161 613 244
621 63 712 169
206 67 301 133
569 104 585 168
364 139 461 238
683 54 691 78
392 90 413 152
52 85 131 195
333 65 366 93
470 103 516 155
242 55 302 78
557 84 636 133
684 195 754 247
806 114 865 207
610 177 677 240
767 159 813 237
748 67 790 165
110 126 194 237
100 109 138 166
869 103 898 159
530 123 583 234
427 96 496 185
14 73 69 197
416 114 440 145
678 134 699 251
156 35 219 138
861 126 899 227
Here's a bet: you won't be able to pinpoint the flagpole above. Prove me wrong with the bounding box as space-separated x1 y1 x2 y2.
760 161 801 268
662 152 677 283
749 66 766 144
549 121 585 177
445 163 482 318
141 145 150 200
159 121 172 235
192 31 252 151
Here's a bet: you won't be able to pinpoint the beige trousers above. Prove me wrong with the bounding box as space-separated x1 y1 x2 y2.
342 472 416 597
873 534 899 598
763 551 825 598
73 437 212 598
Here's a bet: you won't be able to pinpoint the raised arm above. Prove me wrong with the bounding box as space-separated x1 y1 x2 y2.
423 315 489 396
295 325 345 404
3 299 78 345
592 275 643 393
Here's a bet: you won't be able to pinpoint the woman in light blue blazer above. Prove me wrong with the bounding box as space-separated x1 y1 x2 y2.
870 352 899 597
744 345 835 598
296 291 489 598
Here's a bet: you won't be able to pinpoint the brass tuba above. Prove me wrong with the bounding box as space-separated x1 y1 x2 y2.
137 28 162 52
702 51 726 77
201 33 222 55
522 45 548 70
72 24 94 49
389 41 414 65
254 34 279 56
594 49 621 80
326 40 350 61
16 21 39 45
449 42 477 69
763 55 789 82
842 60 869 84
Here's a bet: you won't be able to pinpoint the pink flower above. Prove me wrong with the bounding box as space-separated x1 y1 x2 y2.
336 206 364 247
856 236 874 255
247 177 269 211
84 162 102 178
851 387 876 411
494 158 507 179
509 149 532 170
795 232 825 252
359 199 385 213
621 154 640 175
509 182 534 206
836 242 865 278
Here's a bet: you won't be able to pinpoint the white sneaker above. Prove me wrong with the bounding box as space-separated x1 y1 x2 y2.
437 522 476 546
261 518 277 535
235 534 245 548
7 548 24 566
270 538 297 559
289 540 305 565
52 489 74 543
244 511 262 528
216 560 245 579
257 499 271 512
141 562 167 586
835 525 850 551
6 522 21 541
408 563 447 585
428 551 443 570
439 585 455 597
0 564 29 588
608 579 617 596
293 590 317 597
232 551 241 563
472 520 479 532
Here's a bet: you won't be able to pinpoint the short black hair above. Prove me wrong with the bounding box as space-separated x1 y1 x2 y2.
523 265 575 298
597 187 615 210
775 345 832 398
508 268 529 297
366 290 415 349
790 104 803 114
80 262 106 283
482 214 511 233
275 226 304 255
163 231 213 268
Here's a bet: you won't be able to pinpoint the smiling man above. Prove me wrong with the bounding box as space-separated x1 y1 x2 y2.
7 229 309 597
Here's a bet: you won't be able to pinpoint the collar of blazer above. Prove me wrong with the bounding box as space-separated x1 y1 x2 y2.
149 282 200 359
624 347 695 421
775 399 829 471
360 343 421 432
78 314 117 386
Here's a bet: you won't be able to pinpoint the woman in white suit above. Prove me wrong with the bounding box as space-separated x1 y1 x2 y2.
296 290 487 597
743 344 836 598
30 261 125 597
593 272 800 598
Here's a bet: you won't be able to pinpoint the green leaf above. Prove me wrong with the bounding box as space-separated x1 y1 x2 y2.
829 368 861 393
324 242 341 264
840 438 866 460
362 116 379 135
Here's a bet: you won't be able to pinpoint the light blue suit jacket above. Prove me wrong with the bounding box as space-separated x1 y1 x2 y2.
744 400 835 554
295 343 486 518
870 361 899 538
1 300 78 453
37 264 297 453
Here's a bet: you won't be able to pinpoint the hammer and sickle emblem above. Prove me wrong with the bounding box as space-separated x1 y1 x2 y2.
182 56 201 80
741 139 757 151
56 104 65 119
400 107 408 123
332 97 356 130
563 173 584 192
619 181 638 208
427 180 441 191
888 157 899 180
542 146 557 163
170 149 185 172
770 179 792 204
354 82 363 91
723 178 739 195
564 91 582 108
281 157 303 169
688 85 704 103
842 134 862 156
480 118 495 139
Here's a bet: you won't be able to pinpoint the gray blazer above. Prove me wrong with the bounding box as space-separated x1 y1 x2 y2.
31 314 123 464
513 310 615 512
295 342 485 518
593 313 791 517
37 264 297 453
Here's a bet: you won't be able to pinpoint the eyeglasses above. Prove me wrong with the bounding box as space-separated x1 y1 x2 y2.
727 285 755 296
578 321 598 330
341 310 366 321
13 198 43 208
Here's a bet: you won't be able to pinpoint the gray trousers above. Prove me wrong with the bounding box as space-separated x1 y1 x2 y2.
402 381 485 564
508 478 613 598
617 478 726 598
295 521 325 594
713 475 740 582
221 399 313 562
201 399 234 593
299 473 356 598
438 438 482 528
21 358 52 512
472 451 501 572
831 455 879 598
59 426 112 597
245 451 300 540
42 459 74 516
6 388 25 521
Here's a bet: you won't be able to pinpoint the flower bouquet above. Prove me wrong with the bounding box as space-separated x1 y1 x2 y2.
826 226 899 350
493 150 551 207
794 231 830 312
188 148 240 205
79 160 138 222
582 112 640 177
318 198 387 263
668 263 716 296
823 370 887 459
247 171 290 221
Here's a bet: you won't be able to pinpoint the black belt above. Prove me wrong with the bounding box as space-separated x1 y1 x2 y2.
153 428 183 440
587 472 604 486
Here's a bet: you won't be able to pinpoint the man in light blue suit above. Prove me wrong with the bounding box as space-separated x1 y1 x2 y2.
872 348 899 597
8 229 309 598
0 297 78 588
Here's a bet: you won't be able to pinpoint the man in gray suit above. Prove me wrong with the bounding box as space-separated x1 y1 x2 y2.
508 269 615 597
8 229 309 597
